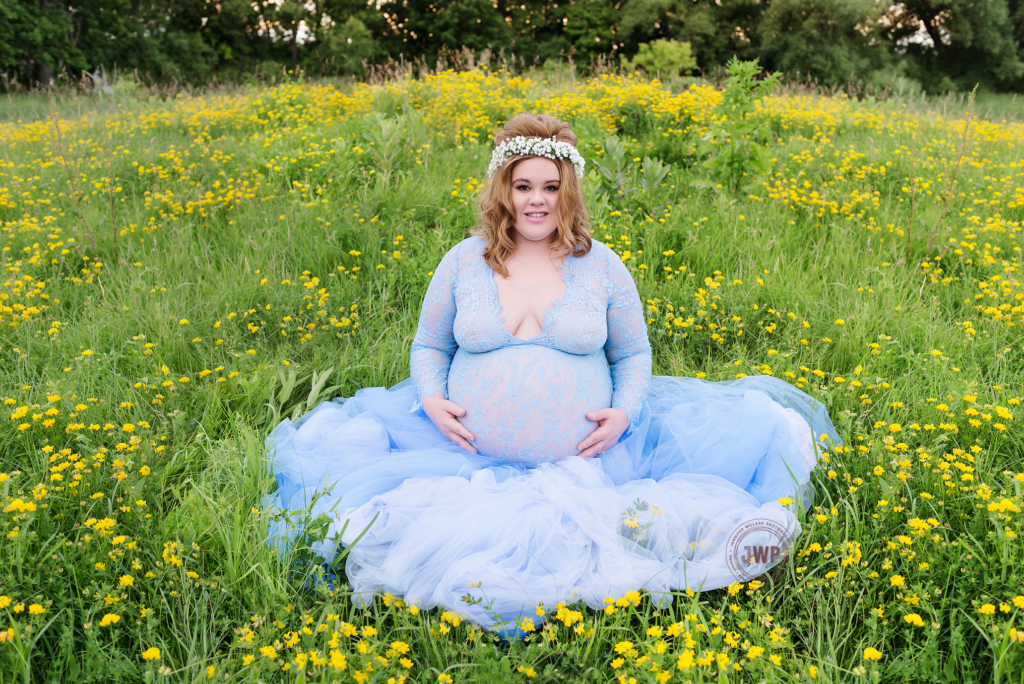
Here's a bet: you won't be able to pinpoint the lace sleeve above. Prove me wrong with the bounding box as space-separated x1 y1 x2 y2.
410 246 459 401
604 248 652 428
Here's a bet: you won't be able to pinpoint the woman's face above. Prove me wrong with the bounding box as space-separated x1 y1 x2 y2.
510 156 561 243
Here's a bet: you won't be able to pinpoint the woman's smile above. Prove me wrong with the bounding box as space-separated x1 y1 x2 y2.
511 156 561 240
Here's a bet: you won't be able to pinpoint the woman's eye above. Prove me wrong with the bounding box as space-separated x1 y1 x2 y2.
546 185 559 192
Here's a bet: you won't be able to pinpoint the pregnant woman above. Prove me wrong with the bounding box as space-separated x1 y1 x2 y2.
264 113 840 632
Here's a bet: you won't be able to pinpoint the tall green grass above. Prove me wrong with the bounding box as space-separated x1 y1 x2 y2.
0 72 1022 682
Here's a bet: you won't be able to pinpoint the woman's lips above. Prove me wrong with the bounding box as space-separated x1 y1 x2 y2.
524 212 548 223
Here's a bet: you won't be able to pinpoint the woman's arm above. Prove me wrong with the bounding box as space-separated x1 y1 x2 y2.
410 248 459 401
410 246 477 452
603 248 652 428
577 246 652 457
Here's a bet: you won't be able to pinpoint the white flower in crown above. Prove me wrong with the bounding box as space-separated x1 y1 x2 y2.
486 135 586 180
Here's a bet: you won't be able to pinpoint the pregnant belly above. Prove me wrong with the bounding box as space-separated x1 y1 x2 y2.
447 345 612 463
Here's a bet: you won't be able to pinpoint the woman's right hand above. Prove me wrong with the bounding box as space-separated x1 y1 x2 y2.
422 392 477 453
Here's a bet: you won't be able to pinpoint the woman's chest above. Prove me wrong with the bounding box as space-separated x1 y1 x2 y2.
492 261 565 341
451 259 608 354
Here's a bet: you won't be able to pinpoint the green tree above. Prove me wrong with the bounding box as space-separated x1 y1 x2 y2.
880 0 1024 91
0 0 86 85
256 0 319 75
313 17 376 76
621 38 697 77
616 0 764 70
759 0 890 86
0 0 229 86
193 0 267 67
555 0 620 66
371 0 512 64
493 0 571 65
64 0 218 82
1013 0 1024 65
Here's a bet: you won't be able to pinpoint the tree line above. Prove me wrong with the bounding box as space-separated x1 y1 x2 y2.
2 0 1023 93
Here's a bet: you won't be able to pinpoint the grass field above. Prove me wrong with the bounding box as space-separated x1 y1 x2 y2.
0 68 1023 683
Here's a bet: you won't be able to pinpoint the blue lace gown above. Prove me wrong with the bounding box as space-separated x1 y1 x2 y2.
264 236 840 630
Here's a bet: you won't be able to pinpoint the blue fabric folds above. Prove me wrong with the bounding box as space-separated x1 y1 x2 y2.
264 374 840 630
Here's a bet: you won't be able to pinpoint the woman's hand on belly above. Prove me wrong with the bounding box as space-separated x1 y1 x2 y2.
422 391 477 454
576 408 629 458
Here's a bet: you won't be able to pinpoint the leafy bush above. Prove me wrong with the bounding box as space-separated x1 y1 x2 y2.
621 39 697 79
590 135 670 214
618 101 661 137
697 56 781 193
590 135 636 202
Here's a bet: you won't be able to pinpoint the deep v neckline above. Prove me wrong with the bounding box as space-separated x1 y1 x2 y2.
488 256 570 343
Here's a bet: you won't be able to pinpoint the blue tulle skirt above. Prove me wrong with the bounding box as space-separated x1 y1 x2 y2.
263 375 840 631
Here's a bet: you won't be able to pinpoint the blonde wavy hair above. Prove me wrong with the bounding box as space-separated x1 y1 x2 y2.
472 113 592 277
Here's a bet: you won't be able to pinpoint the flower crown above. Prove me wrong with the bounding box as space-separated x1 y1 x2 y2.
486 135 586 180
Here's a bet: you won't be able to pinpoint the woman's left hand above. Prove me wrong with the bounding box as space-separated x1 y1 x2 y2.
577 408 629 458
